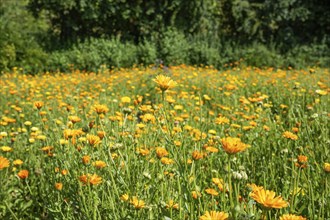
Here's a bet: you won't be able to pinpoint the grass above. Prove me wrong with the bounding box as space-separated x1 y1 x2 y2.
0 65 329 220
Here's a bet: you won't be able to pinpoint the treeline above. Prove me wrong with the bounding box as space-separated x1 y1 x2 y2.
1 0 329 73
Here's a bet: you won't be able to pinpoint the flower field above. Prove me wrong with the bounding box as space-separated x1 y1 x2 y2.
0 66 329 219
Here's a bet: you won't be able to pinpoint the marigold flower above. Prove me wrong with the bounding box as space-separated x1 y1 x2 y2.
130 196 145 209
221 137 249 154
79 173 102 185
160 157 174 165
120 194 129 201
121 96 131 103
153 74 177 91
215 116 230 125
18 170 29 179
324 163 330 173
1 146 12 152
13 159 23 166
156 147 169 158
0 156 10 170
93 104 109 114
283 131 298 140
279 214 307 220
205 188 219 196
97 131 106 139
86 134 101 146
205 146 219 153
55 182 63 191
192 150 204 160
82 155 91 164
93 160 107 169
250 188 288 209
192 191 201 199
166 200 179 210
34 101 44 110
199 211 229 220
68 116 81 123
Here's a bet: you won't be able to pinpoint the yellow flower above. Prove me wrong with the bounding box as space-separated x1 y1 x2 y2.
199 211 229 220
250 188 288 209
153 74 177 91
93 160 107 169
155 147 169 158
130 196 145 209
79 174 102 185
0 156 10 170
1 146 12 152
221 137 249 154
205 188 219 196
324 163 330 173
215 116 230 125
120 194 129 201
93 104 109 114
282 131 298 140
166 200 179 210
86 134 101 146
13 159 23 166
121 96 131 103
315 89 327 95
160 157 174 165
18 170 29 179
68 115 81 123
279 214 307 220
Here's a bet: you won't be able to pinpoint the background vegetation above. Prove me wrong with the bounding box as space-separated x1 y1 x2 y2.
0 0 329 73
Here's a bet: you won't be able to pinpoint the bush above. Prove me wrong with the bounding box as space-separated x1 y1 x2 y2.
189 40 221 67
158 28 190 66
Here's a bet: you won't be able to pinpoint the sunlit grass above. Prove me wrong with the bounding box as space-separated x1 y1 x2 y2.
0 65 329 219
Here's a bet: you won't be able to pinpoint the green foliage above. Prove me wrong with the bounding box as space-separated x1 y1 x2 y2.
0 0 49 73
158 28 190 66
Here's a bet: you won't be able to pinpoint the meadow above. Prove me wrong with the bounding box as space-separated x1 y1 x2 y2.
0 65 329 220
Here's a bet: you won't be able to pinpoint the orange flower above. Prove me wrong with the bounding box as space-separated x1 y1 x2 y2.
250 188 288 209
165 200 179 210
82 155 91 164
55 182 63 190
192 191 201 199
34 101 44 110
199 211 229 220
279 214 307 220
282 131 298 140
221 137 249 154
18 170 29 179
153 74 177 91
79 174 102 185
295 155 308 168
192 150 204 160
155 147 169 158
0 156 10 170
